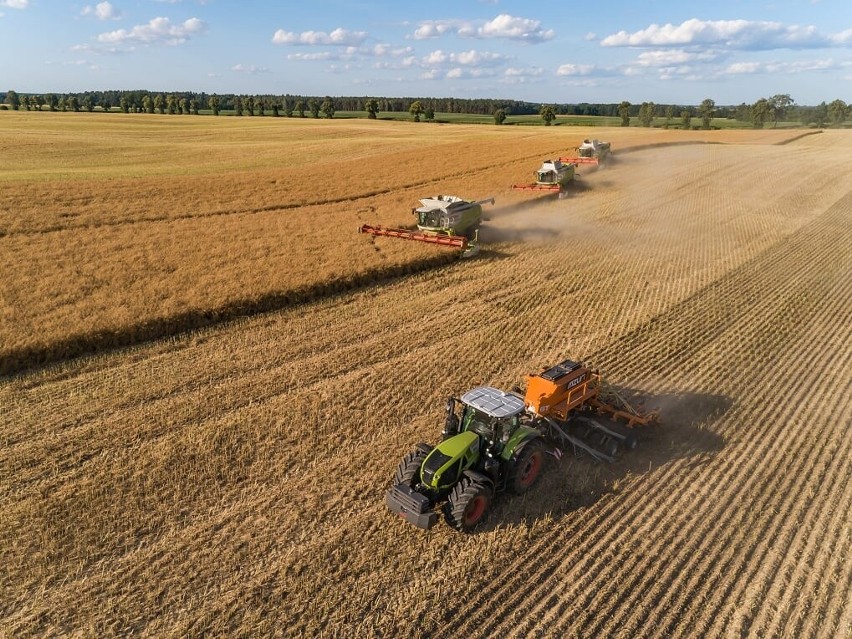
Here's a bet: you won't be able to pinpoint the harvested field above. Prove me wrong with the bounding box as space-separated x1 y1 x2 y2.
1 116 850 638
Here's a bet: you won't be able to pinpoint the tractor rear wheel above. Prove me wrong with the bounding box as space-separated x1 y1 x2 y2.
510 439 546 494
444 477 491 533
393 446 431 488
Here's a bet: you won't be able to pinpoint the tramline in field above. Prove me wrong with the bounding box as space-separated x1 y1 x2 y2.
359 195 495 258
385 358 659 532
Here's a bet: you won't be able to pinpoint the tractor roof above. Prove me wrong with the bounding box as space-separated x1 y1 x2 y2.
460 386 526 418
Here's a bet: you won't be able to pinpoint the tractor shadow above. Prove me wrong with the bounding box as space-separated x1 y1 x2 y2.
479 390 730 532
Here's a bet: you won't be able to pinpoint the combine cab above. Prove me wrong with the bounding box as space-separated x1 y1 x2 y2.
512 159 576 198
385 357 658 532
560 139 611 166
359 195 494 258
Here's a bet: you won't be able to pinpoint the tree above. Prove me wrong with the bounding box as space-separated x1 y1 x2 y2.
767 94 793 127
365 98 379 119
812 102 828 128
827 99 848 127
680 108 692 129
179 98 189 114
308 98 320 118
699 98 715 129
154 94 165 114
750 98 770 129
493 108 507 125
100 97 111 112
409 100 424 122
208 95 220 116
245 96 255 116
190 98 199 115
618 101 631 126
424 105 435 121
638 102 656 127
664 105 674 129
283 98 293 117
295 100 305 117
540 104 556 126
120 96 130 113
234 96 244 116
271 102 280 117
5 90 20 110
320 96 335 118
142 95 153 114
166 94 177 115
67 95 80 112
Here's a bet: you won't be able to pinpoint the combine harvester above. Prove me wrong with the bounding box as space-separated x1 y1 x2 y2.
385 357 659 532
560 138 611 166
359 195 494 258
512 159 576 198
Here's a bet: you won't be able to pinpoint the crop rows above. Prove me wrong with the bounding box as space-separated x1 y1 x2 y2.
1 128 850 637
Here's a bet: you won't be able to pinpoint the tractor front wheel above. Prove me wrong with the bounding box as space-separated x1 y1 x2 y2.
510 439 546 494
444 478 492 533
393 445 432 488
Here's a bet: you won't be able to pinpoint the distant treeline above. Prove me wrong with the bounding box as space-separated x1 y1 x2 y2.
3 89 849 127
0 89 740 117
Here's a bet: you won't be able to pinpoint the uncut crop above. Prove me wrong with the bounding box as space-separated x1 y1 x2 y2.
0 112 801 374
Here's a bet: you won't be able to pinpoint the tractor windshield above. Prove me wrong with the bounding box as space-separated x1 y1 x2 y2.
461 407 495 439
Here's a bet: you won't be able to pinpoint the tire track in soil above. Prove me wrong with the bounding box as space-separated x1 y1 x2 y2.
634 333 850 639
697 298 852 638
750 392 852 637
434 190 851 638
552 198 852 630
513 217 849 639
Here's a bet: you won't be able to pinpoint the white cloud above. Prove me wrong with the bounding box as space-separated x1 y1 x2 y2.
725 61 762 74
413 21 459 40
231 63 270 74
556 63 596 76
584 32 597 42
501 67 545 84
370 43 413 58
412 14 554 43
272 27 367 46
478 14 554 42
287 51 337 61
0 0 27 8
601 18 836 50
82 1 120 20
832 29 852 44
635 49 718 66
446 67 495 79
97 17 206 46
724 57 847 75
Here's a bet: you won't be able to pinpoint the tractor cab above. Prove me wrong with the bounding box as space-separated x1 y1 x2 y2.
456 386 526 451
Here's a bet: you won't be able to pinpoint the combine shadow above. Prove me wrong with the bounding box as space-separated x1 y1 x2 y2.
479 389 730 532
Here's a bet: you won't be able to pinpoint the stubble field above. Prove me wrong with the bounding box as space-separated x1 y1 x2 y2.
1 113 850 638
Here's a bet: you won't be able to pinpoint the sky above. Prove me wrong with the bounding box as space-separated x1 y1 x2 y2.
1 0 850 106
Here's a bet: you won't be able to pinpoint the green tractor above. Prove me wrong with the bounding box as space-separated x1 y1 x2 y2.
385 386 547 532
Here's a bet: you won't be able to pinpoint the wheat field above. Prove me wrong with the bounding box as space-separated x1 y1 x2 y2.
1 113 850 637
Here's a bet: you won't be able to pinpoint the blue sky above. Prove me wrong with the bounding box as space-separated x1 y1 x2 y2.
2 0 850 105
